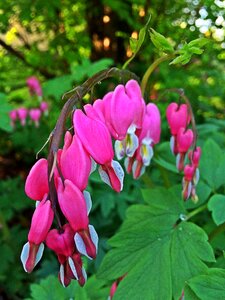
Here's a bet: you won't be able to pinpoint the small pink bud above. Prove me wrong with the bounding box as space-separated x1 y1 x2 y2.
177 128 194 153
166 103 190 135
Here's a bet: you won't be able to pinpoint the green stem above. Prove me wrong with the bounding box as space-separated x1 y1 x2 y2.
185 203 208 221
141 54 175 95
208 222 225 242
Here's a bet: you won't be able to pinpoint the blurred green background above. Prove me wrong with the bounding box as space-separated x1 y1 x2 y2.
0 0 224 299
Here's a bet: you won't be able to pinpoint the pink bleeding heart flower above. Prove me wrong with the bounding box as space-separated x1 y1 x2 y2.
57 178 98 259
60 252 87 287
109 84 136 140
182 164 196 201
60 131 91 191
176 128 194 171
27 76 42 97
40 101 49 116
46 223 87 287
40 101 48 112
17 108 28 126
25 158 49 201
9 110 18 128
84 100 105 123
177 128 194 153
46 223 75 257
74 109 124 192
125 79 145 129
126 103 161 179
110 84 141 159
20 196 54 273
166 103 190 136
188 146 201 168
29 108 42 127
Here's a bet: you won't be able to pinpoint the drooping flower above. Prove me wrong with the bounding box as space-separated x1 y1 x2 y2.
46 223 87 287
176 128 194 171
27 76 42 98
125 103 161 179
57 178 98 259
20 196 54 273
40 101 49 114
17 108 28 126
182 146 201 202
29 108 42 127
60 131 91 191
9 110 17 128
166 103 190 136
73 109 124 192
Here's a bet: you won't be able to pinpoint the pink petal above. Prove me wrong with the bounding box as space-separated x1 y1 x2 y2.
73 110 114 165
57 179 89 232
25 158 49 200
60 134 91 191
28 197 54 244
110 85 136 140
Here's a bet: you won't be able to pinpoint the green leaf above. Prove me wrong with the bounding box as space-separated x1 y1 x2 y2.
188 38 209 48
208 194 225 225
150 28 174 53
0 93 13 132
26 275 77 300
98 188 215 300
27 275 109 300
129 37 138 53
122 15 151 69
200 139 225 190
186 269 225 299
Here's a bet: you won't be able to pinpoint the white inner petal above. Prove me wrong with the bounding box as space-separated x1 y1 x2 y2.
141 144 153 166
98 166 111 188
170 136 175 155
127 124 136 134
68 257 78 280
74 233 92 260
83 190 92 215
34 243 45 268
20 242 30 272
111 160 124 191
126 133 139 157
59 264 65 288
90 158 97 174
89 225 99 253
114 140 125 160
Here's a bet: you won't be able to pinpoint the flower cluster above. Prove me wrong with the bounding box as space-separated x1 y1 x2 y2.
9 102 49 128
21 80 161 287
166 102 201 201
